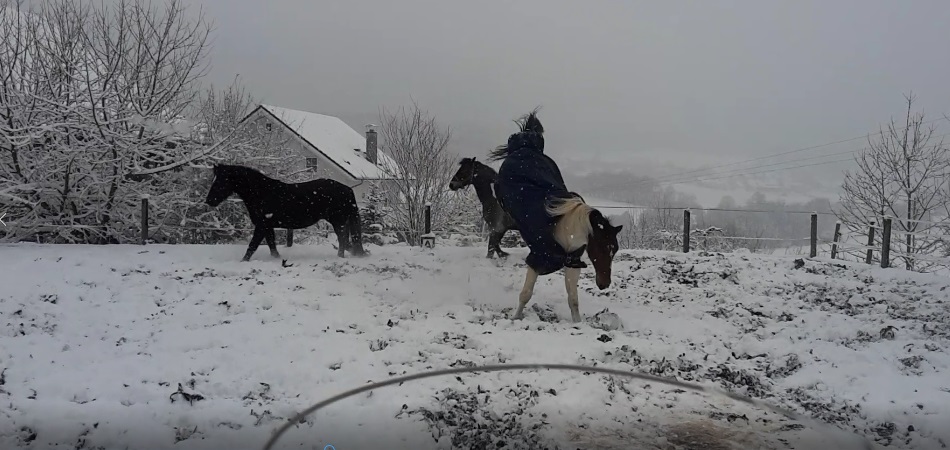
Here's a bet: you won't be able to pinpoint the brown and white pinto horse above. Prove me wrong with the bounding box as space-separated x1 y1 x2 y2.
513 196 622 323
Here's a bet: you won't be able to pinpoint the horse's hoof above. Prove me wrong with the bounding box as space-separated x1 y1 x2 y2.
497 252 509 258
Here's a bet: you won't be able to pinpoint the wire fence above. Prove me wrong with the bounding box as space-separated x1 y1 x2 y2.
8 198 950 273
0 201 836 251
589 204 840 215
825 215 950 270
164 203 827 254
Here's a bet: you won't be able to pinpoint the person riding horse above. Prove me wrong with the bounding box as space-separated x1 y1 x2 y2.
491 111 588 276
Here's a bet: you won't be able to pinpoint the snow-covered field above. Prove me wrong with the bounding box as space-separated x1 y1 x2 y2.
1 242 949 449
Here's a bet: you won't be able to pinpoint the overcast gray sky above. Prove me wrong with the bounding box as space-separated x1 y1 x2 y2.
190 0 950 179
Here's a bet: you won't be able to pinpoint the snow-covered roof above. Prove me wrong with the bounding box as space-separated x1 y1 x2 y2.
256 104 399 180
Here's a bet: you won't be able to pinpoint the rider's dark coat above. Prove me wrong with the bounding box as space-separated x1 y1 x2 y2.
494 131 583 275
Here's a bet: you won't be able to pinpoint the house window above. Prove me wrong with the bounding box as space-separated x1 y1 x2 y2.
264 122 273 132
306 158 319 169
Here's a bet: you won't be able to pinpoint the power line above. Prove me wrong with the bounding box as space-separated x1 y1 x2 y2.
651 148 859 185
585 128 950 192
646 115 949 183
684 157 856 183
588 204 838 215
648 135 867 183
583 157 856 200
578 158 855 205
656 130 950 186
585 146 856 192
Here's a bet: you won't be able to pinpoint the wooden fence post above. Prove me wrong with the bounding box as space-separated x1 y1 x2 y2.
682 209 691 253
419 203 435 248
865 221 876 264
830 222 841 259
881 217 892 268
140 197 148 245
425 204 432 235
286 229 293 247
809 213 818 258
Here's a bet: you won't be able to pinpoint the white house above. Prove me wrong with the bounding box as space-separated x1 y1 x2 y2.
239 104 401 205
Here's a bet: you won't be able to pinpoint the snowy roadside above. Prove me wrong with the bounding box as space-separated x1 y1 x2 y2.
0 243 948 449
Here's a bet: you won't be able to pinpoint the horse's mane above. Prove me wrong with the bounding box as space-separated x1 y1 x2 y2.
459 157 498 176
488 107 543 162
546 196 593 251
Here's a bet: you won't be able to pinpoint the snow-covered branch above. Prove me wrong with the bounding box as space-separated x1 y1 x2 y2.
376 101 458 245
837 93 950 272
0 0 257 244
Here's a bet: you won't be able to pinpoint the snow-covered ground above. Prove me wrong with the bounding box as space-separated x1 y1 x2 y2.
1 243 948 449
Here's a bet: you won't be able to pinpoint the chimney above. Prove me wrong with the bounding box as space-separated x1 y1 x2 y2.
365 124 378 165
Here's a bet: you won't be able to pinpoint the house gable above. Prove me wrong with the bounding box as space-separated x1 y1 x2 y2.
244 109 357 185
242 105 400 181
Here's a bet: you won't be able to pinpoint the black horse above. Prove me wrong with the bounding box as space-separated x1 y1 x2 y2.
448 157 519 258
204 164 367 261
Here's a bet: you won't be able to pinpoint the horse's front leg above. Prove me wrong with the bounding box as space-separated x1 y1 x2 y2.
264 227 281 259
242 227 267 262
564 267 582 323
513 266 538 320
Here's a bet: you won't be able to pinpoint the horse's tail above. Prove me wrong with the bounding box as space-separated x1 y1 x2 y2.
546 195 592 229
488 107 544 161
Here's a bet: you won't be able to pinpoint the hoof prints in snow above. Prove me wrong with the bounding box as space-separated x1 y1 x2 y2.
169 382 205 405
531 303 559 323
584 343 868 438
400 385 553 449
1 245 949 449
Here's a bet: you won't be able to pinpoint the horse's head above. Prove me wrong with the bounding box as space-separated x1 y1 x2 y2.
586 209 623 290
449 157 478 191
205 165 235 207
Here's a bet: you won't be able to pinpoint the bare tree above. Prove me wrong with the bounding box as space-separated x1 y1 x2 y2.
376 102 456 245
0 0 245 243
838 93 950 271
1 0 99 241
146 76 300 243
